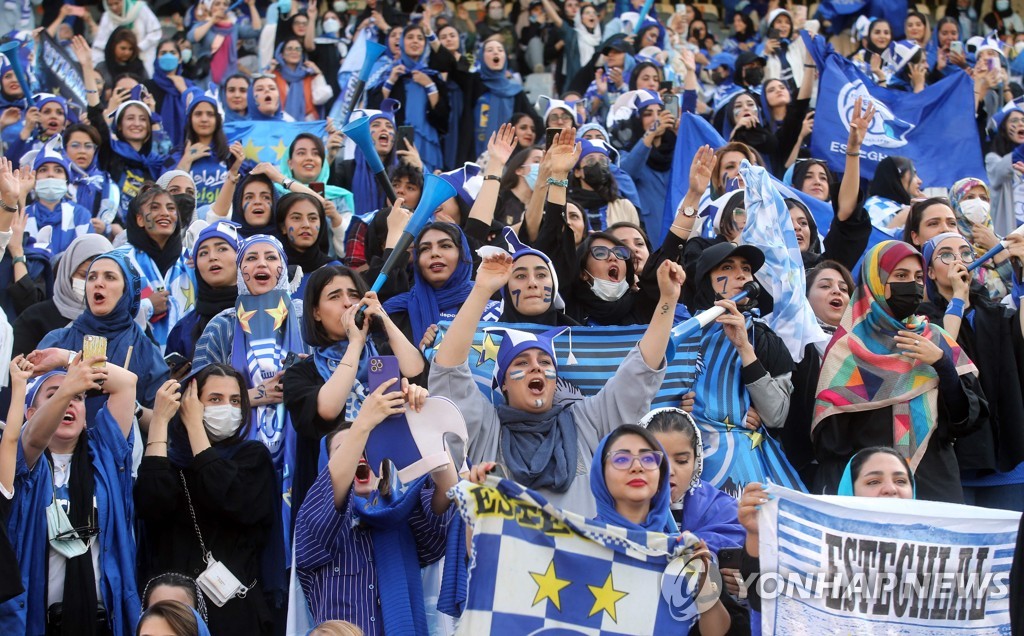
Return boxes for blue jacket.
[675,478,745,556]
[0,407,140,636]
[620,142,669,240]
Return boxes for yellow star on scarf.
[265,297,289,331]
[744,430,765,449]
[237,302,257,334]
[724,416,735,432]
[241,138,265,162]
[271,138,289,161]
[588,573,627,621]
[529,561,571,611]
[471,333,500,367]
[180,279,195,314]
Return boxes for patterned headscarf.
[947,177,1007,300]
[812,241,976,471]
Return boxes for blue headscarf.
[246,79,286,121]
[392,40,443,172]
[350,101,399,214]
[273,42,317,120]
[474,51,520,157]
[110,102,165,180]
[382,223,475,345]
[151,59,195,144]
[590,428,676,533]
[837,449,918,498]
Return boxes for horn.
[633,0,655,34]
[0,41,35,108]
[354,174,457,328]
[337,40,388,125]
[342,115,399,205]
[665,281,761,362]
[968,224,1024,272]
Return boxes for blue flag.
[429,322,807,494]
[662,113,835,246]
[223,120,329,165]
[452,477,707,634]
[805,33,984,187]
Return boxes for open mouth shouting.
[92,290,108,308]
[355,459,371,485]
[606,263,621,282]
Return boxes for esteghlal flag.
[224,120,328,165]
[758,486,1019,634]
[428,322,807,495]
[804,32,984,187]
[452,477,706,635]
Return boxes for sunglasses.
[589,245,631,262]
[933,249,976,265]
[606,450,663,471]
[67,142,97,152]
[53,524,101,541]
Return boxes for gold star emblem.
[265,297,289,331]
[744,430,765,449]
[271,138,289,161]
[588,572,627,622]
[237,302,257,334]
[180,279,195,314]
[528,561,571,611]
[724,416,735,432]
[241,138,265,162]
[471,333,500,367]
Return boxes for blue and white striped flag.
[452,477,707,635]
[739,160,830,363]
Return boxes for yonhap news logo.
[837,80,915,149]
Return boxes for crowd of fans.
[0,0,1021,634]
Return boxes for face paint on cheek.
[509,369,526,380]
[543,369,557,379]
[142,211,156,231]
[543,286,552,303]
[717,276,728,294]
[510,288,521,307]
[275,265,284,282]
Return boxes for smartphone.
[767,27,781,40]
[398,125,415,150]
[368,355,401,396]
[950,40,964,56]
[163,352,188,372]
[663,92,679,118]
[545,127,561,149]
[364,355,420,473]
[309,182,325,196]
[988,57,998,71]
[82,335,107,369]
[717,547,743,570]
[281,351,301,370]
[659,80,674,93]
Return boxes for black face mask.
[582,163,611,188]
[743,66,764,86]
[172,193,197,228]
[886,281,923,321]
[712,68,731,85]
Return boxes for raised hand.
[846,97,875,152]
[151,379,182,424]
[228,141,245,174]
[656,260,685,302]
[0,157,18,205]
[688,144,717,194]
[8,355,33,386]
[475,252,514,295]
[546,127,581,176]
[487,122,518,166]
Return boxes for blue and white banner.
[223,120,328,165]
[758,486,1019,634]
[428,322,806,493]
[452,477,706,635]
[804,33,984,188]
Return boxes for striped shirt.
[294,467,453,632]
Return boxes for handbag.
[179,471,254,607]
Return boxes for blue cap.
[575,138,619,167]
[25,370,67,409]
[192,220,241,262]
[488,325,571,389]
[438,163,483,208]
[32,135,71,174]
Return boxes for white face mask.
[588,273,629,301]
[488,7,504,20]
[332,0,347,12]
[959,197,990,225]
[323,18,341,34]
[203,405,243,441]
[71,278,86,303]
[996,0,1010,11]
[36,178,69,202]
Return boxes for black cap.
[601,34,635,56]
[694,242,766,284]
[734,50,767,71]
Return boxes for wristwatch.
[681,205,697,218]
[11,255,26,266]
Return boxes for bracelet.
[803,64,815,68]
[66,350,77,368]
[85,89,98,94]
[845,150,860,157]
[945,297,966,319]
[670,223,692,233]
[427,33,438,42]
[426,83,438,95]
[146,440,167,448]
[12,255,25,266]
[282,178,294,190]
[383,80,395,92]
[483,174,501,182]
[338,361,354,368]
[0,199,17,212]
[546,177,569,188]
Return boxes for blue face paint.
[510,288,522,307]
[509,369,526,380]
[543,369,557,379]
[717,275,728,294]
[543,285,552,303]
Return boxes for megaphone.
[0,41,35,108]
[665,281,761,362]
[338,40,388,125]
[354,174,457,329]
[967,223,1024,272]
[342,115,399,206]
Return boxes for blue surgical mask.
[278,0,292,14]
[180,48,193,64]
[157,52,179,72]
[35,178,68,202]
[524,163,539,190]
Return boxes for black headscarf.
[102,26,148,79]
[276,193,333,274]
[867,156,914,205]
[231,173,282,239]
[126,191,184,276]
[567,233,639,325]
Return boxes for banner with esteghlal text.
[757,486,1020,634]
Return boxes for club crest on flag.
[837,80,914,149]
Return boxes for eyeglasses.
[606,450,664,471]
[548,111,575,124]
[933,249,976,264]
[589,245,631,262]
[284,46,304,52]
[68,142,97,152]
